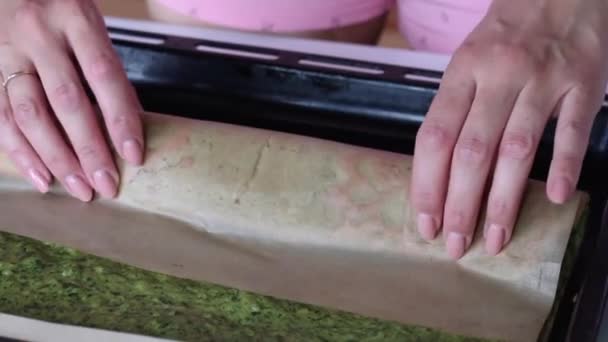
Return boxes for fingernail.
[485,224,505,256]
[28,169,49,193]
[551,178,571,204]
[122,139,143,165]
[93,170,118,198]
[65,174,93,202]
[446,232,467,260]
[417,214,438,241]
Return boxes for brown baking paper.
[0,112,586,341]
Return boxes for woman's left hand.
[0,0,144,201]
[411,0,608,259]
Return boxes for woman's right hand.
[410,0,608,259]
[0,0,144,201]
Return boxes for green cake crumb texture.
[0,232,489,342]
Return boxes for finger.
[441,81,518,259]
[3,60,93,202]
[62,1,144,165]
[0,71,51,192]
[411,61,476,241]
[546,87,598,204]
[484,80,561,255]
[17,16,120,198]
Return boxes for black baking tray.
[104,25,608,342]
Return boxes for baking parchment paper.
[0,112,587,341]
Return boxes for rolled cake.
[0,111,588,341]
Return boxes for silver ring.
[2,71,37,90]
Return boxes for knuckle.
[76,144,98,160]
[491,41,520,59]
[67,14,92,34]
[416,122,455,151]
[566,85,603,114]
[558,117,591,138]
[110,113,140,135]
[526,100,548,118]
[14,2,45,35]
[51,81,82,111]
[553,153,582,173]
[492,42,539,71]
[111,114,130,129]
[45,154,67,172]
[572,53,602,79]
[500,130,537,161]
[88,52,117,81]
[14,1,42,23]
[571,82,597,100]
[56,0,88,16]
[12,98,42,127]
[453,39,478,62]
[445,208,466,228]
[563,61,599,90]
[569,64,592,82]
[412,189,440,210]
[58,0,81,8]
[62,0,100,30]
[488,197,510,219]
[455,135,489,165]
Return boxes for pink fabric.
[154,0,395,33]
[153,0,491,54]
[397,0,491,54]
